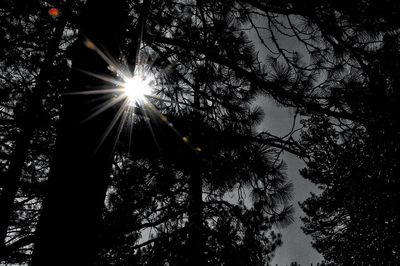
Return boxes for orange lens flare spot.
[48,8,60,17]
[84,39,96,50]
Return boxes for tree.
[31,0,129,264]
[299,36,400,264]
[95,112,291,266]
[92,1,294,264]
[8,0,394,264]
[222,1,400,264]
[0,1,73,261]
[0,0,298,264]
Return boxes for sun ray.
[73,38,201,156]
[110,101,131,156]
[94,99,130,155]
[127,106,135,155]
[76,69,125,87]
[85,93,118,106]
[81,94,126,123]
[64,88,124,96]
[84,38,128,79]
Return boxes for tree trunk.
[187,83,205,266]
[0,12,67,256]
[187,164,204,266]
[31,1,127,265]
[186,7,208,262]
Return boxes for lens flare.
[48,8,60,17]
[122,75,152,106]
[67,38,198,154]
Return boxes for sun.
[122,75,152,105]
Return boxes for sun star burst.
[70,38,195,154]
[122,75,152,106]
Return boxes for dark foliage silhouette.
[1,0,399,265]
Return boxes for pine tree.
[93,1,293,264]
[299,36,400,265]
[31,0,129,264]
[233,1,400,264]
[0,1,72,261]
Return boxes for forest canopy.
[1,0,399,265]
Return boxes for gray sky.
[255,96,323,266]
[245,14,325,265]
[273,152,322,266]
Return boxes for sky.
[244,14,325,265]
[255,97,323,266]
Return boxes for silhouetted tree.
[299,39,400,264]
[297,20,400,266]
[31,0,128,265]
[95,111,291,266]
[225,1,400,264]
[0,0,298,264]
[91,1,294,264]
[10,0,400,265]
[0,1,73,262]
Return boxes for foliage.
[3,0,399,265]
[0,1,75,262]
[298,22,400,266]
[1,0,294,265]
[230,1,400,264]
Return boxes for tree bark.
[31,1,128,265]
[187,162,204,266]
[187,82,205,266]
[0,11,67,256]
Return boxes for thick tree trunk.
[187,84,205,266]
[0,14,66,256]
[31,1,127,265]
[188,166,204,266]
